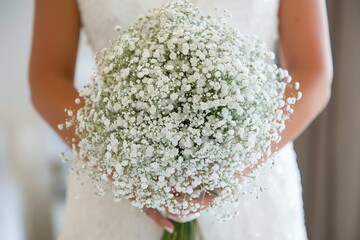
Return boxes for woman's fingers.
[145,208,175,233]
[191,191,214,209]
[107,167,115,181]
[141,189,220,230]
[165,191,215,221]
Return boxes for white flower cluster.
[61,0,300,216]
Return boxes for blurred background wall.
[295,0,360,240]
[0,0,359,239]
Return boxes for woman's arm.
[242,0,333,174]
[29,0,82,149]
[276,0,333,149]
[29,0,177,232]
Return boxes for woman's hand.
[143,190,216,233]
[143,208,176,233]
[102,164,216,233]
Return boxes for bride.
[29,0,332,239]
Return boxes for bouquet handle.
[161,219,203,240]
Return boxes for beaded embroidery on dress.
[58,1,308,239]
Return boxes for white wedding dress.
[58,0,308,239]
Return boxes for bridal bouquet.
[60,1,300,239]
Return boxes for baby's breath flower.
[60,0,300,219]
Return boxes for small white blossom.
[60,0,300,221]
[169,52,177,60]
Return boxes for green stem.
[161,219,202,240]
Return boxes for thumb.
[145,208,175,233]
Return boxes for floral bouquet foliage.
[60,0,300,239]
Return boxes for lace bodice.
[77,0,280,54]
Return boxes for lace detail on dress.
[77,0,280,53]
